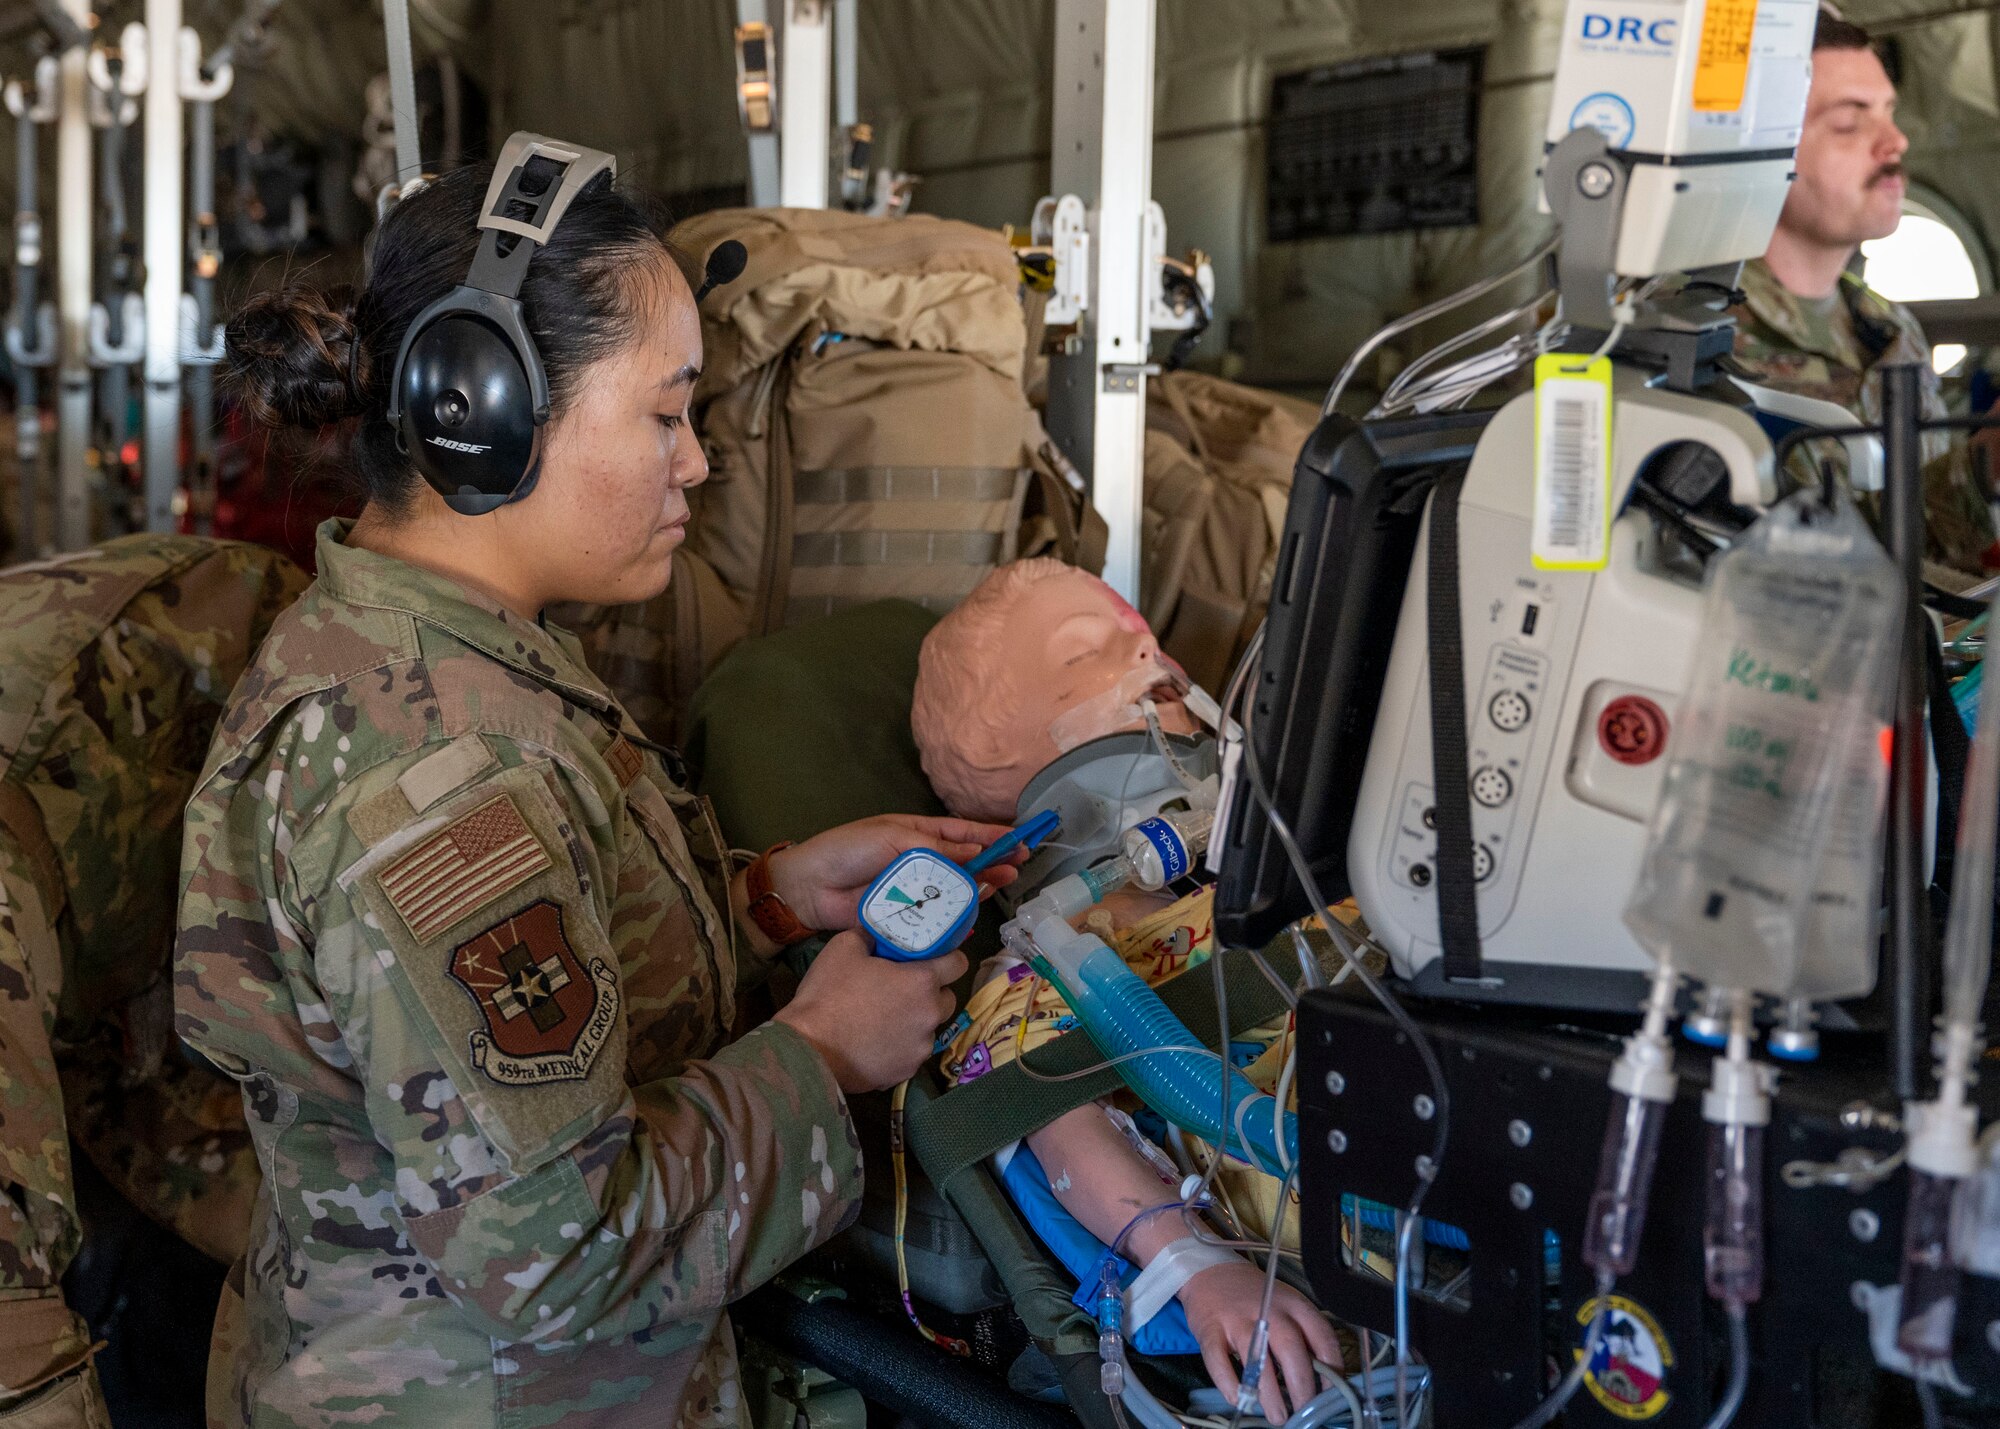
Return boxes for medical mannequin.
[913,558,1200,824]
[914,561,1335,1422]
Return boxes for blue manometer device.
[859,850,981,962]
[859,811,1060,961]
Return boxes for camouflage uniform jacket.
[1730,256,1996,583]
[0,536,306,1418]
[174,521,862,1429]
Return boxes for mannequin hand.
[774,929,968,1092]
[770,814,1024,931]
[1180,1262,1340,1424]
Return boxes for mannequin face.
[914,562,1199,822]
[1014,570,1195,754]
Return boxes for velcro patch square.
[378,794,552,943]
[605,734,644,789]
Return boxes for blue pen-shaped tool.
[964,809,1062,875]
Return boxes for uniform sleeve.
[1909,320,1995,578]
[293,749,862,1346]
[0,847,100,1409]
[1921,439,1997,578]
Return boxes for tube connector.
[1702,1055,1776,1129]
[1612,963,1682,1104]
[1610,1028,1678,1105]
[1096,1260,1127,1397]
[1768,998,1820,1063]
[1907,1098,1981,1181]
[1684,984,1731,1047]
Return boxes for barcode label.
[1532,354,1613,570]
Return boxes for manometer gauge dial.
[860,850,979,961]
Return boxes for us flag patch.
[379,794,552,943]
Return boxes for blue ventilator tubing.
[1014,911,1296,1177]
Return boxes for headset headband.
[464,133,618,299]
[384,132,616,432]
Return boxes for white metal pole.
[778,0,830,209]
[55,0,93,549]
[142,0,183,533]
[832,0,857,131]
[1050,0,1155,604]
[736,0,780,208]
[383,0,421,189]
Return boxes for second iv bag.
[1624,491,1900,996]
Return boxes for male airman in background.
[1731,11,1998,587]
[0,535,305,1427]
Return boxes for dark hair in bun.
[225,284,369,432]
[221,161,678,516]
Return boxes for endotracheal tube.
[1897,588,2000,1363]
[1700,989,1769,1429]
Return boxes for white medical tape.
[1124,1234,1243,1332]
[1047,662,1183,754]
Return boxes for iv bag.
[1789,673,1897,1002]
[1623,492,1901,996]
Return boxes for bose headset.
[385,131,748,516]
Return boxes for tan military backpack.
[564,207,1099,742]
[1138,370,1319,693]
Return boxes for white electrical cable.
[1273,1042,1298,1175]
[1228,625,1448,1426]
[1322,235,1559,417]
[1372,318,1567,419]
[1377,290,1552,408]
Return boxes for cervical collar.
[1003,730,1220,907]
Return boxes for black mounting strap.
[1426,468,1487,984]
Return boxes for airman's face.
[510,255,710,606]
[1782,45,1909,250]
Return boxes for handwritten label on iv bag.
[1532,354,1613,571]
[1622,493,1900,994]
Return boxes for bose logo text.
[428,436,492,454]
[1581,13,1676,45]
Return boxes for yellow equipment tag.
[1532,354,1614,572]
[1693,0,1758,113]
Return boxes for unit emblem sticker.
[448,899,620,1086]
[1575,1292,1674,1419]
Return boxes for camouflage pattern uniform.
[0,536,307,1426]
[174,521,862,1429]
[1731,256,1996,585]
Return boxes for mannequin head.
[913,559,1198,821]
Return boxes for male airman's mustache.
[1869,162,1906,188]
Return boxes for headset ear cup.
[398,312,542,513]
